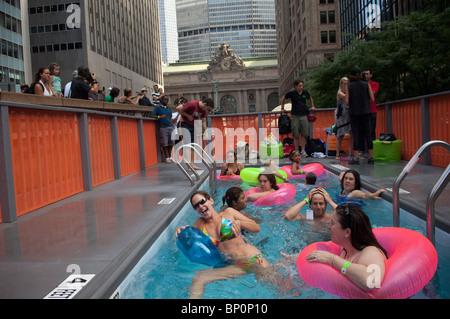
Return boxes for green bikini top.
[202,217,236,247]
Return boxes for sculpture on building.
[208,43,246,72]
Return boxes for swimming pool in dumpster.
[119,170,450,299]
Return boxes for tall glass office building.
[177,0,277,62]
[159,0,179,65]
[0,0,31,88]
[340,0,427,49]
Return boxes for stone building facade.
[163,44,279,114]
[275,0,342,96]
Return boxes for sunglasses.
[192,198,207,210]
[338,204,350,216]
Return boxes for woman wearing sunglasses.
[175,190,268,298]
[306,204,387,290]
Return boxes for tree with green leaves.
[306,7,450,108]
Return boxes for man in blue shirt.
[152,95,174,163]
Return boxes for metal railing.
[172,143,217,194]
[393,140,450,245]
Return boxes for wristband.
[304,197,310,204]
[341,262,352,276]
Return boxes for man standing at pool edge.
[176,98,215,170]
[281,79,316,157]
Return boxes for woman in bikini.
[175,191,268,298]
[220,150,245,176]
[306,204,387,290]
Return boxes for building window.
[321,31,328,43]
[329,30,336,43]
[220,95,237,114]
[328,11,335,23]
[320,12,327,24]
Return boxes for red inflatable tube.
[245,183,296,206]
[217,173,241,180]
[280,163,325,180]
[297,227,438,299]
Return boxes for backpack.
[306,138,326,156]
[23,82,44,94]
[278,114,292,134]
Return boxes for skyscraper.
[275,0,341,95]
[159,0,179,65]
[0,0,32,89]
[27,0,163,92]
[340,0,428,49]
[176,0,277,62]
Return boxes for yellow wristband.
[304,197,310,204]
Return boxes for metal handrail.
[393,140,450,245]
[173,143,217,193]
[426,164,450,245]
[186,143,217,194]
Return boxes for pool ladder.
[173,143,217,194]
[392,140,450,246]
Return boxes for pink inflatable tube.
[280,163,325,179]
[245,183,296,206]
[297,227,438,299]
[217,173,241,180]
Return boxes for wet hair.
[226,150,237,162]
[222,187,244,208]
[190,190,211,204]
[305,172,317,185]
[336,204,388,258]
[340,170,361,194]
[309,191,327,209]
[258,173,279,191]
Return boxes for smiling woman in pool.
[246,174,279,202]
[339,170,386,200]
[175,191,268,298]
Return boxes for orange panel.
[311,110,335,142]
[391,100,422,162]
[375,106,387,139]
[9,108,84,217]
[211,115,259,161]
[327,135,351,154]
[429,95,450,168]
[88,115,115,187]
[118,118,140,176]
[261,113,293,145]
[143,120,158,167]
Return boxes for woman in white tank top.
[34,67,56,97]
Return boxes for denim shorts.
[160,126,174,147]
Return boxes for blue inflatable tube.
[176,226,228,268]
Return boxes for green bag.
[373,140,402,161]
[260,142,284,159]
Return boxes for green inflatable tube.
[240,167,287,185]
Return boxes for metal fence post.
[0,105,17,223]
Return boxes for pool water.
[119,170,450,299]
